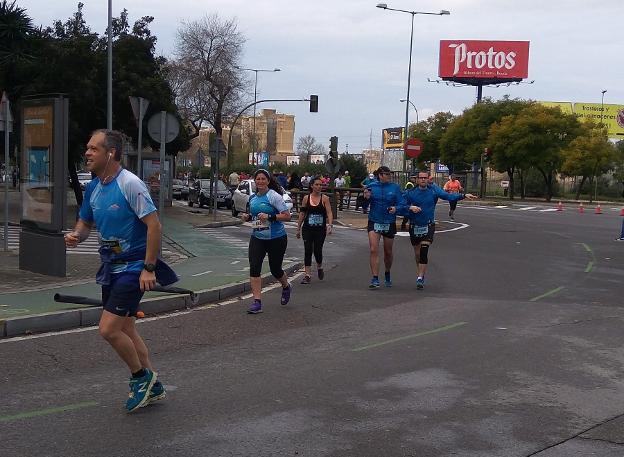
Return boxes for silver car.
[231,179,293,216]
[77,172,92,190]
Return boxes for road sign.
[147,112,180,143]
[209,137,227,158]
[129,96,149,123]
[404,138,424,159]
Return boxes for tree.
[488,113,530,200]
[409,111,455,169]
[0,0,35,70]
[561,121,616,201]
[2,4,188,204]
[440,97,530,171]
[339,154,367,187]
[296,134,326,162]
[612,141,624,199]
[487,104,582,201]
[170,14,247,167]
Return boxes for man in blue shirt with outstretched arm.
[399,170,477,290]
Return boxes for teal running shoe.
[369,278,380,289]
[126,369,157,413]
[147,379,166,405]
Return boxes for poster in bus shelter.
[21,103,54,225]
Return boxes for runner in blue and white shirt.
[65,129,167,412]
[241,169,292,314]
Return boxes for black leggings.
[302,229,326,266]
[248,235,288,278]
[449,200,458,211]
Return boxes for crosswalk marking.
[0,226,173,255]
[194,227,249,249]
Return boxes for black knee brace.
[419,244,430,264]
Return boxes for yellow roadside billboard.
[541,101,573,114]
[540,101,624,137]
[573,103,624,137]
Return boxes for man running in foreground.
[65,129,177,412]
[362,166,402,289]
[399,170,477,289]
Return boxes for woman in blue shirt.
[241,169,292,314]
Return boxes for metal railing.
[289,187,368,219]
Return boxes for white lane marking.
[518,206,537,211]
[540,208,559,212]
[0,273,304,343]
[495,205,508,209]
[230,260,240,265]
[395,221,469,236]
[192,270,213,277]
[437,222,469,233]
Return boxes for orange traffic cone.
[556,201,563,211]
[578,202,584,213]
[620,207,624,216]
[136,311,145,318]
[595,204,603,215]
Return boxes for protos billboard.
[439,40,530,82]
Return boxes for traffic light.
[329,136,338,154]
[483,147,492,162]
[309,94,318,112]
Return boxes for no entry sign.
[404,138,424,159]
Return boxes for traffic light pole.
[226,97,317,168]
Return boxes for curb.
[0,262,303,338]
[196,219,243,228]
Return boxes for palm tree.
[0,0,35,67]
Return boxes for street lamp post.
[400,99,419,124]
[237,67,281,165]
[600,89,607,126]
[596,89,608,201]
[376,3,449,173]
[107,0,113,129]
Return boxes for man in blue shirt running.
[362,166,402,289]
[65,129,167,412]
[399,170,476,290]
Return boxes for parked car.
[188,179,232,209]
[77,172,92,190]
[181,180,190,200]
[231,179,293,217]
[172,179,184,199]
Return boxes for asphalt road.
[2,202,624,457]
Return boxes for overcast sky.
[18,0,624,153]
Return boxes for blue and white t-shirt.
[79,169,157,273]
[249,189,288,240]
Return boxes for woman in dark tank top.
[296,176,334,284]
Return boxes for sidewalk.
[0,204,302,338]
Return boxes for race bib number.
[250,218,269,230]
[308,214,323,226]
[101,238,122,254]
[411,225,429,236]
[373,223,390,233]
